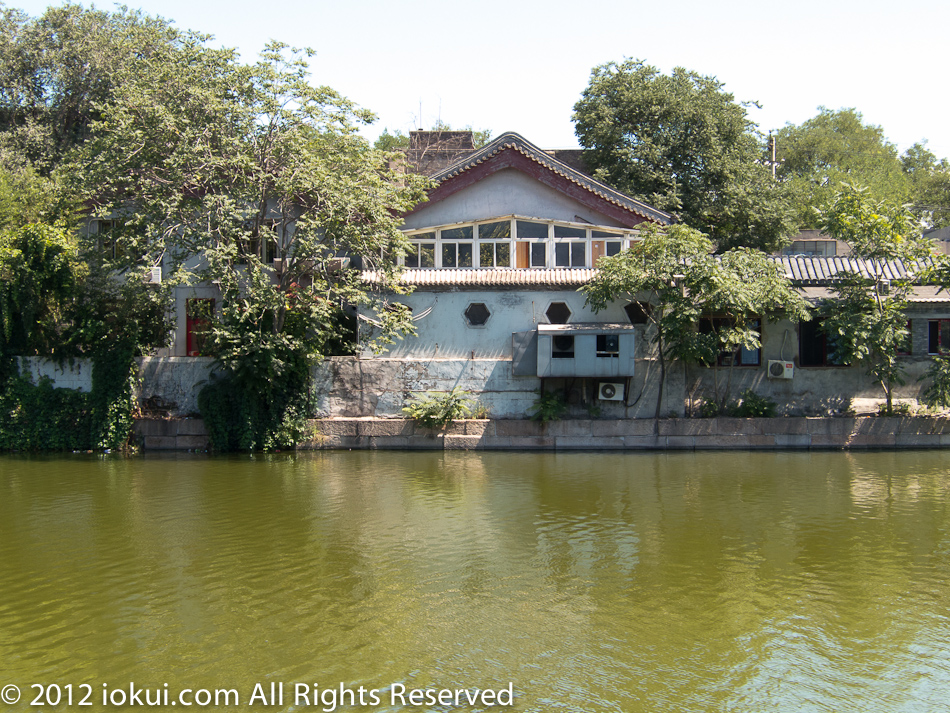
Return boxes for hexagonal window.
[624,301,652,325]
[545,302,572,324]
[464,302,491,327]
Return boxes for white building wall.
[401,169,623,230]
[369,288,634,360]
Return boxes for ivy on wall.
[0,345,138,451]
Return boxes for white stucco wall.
[401,169,623,230]
[17,357,93,392]
[367,288,636,360]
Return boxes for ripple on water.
[2,451,950,712]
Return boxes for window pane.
[555,243,570,267]
[571,242,585,267]
[605,241,622,257]
[517,220,548,239]
[420,243,435,268]
[592,230,621,238]
[405,246,419,268]
[942,320,950,353]
[413,231,436,241]
[478,221,510,240]
[458,243,472,267]
[480,243,494,267]
[496,243,510,267]
[554,225,585,238]
[442,226,473,240]
[531,242,546,267]
[442,243,456,268]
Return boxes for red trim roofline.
[403,144,665,229]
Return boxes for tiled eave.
[363,256,948,302]
[362,268,596,288]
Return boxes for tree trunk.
[654,341,666,422]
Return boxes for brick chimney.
[406,130,476,176]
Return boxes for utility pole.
[767,132,777,179]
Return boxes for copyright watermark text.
[2,682,515,709]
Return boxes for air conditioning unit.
[143,266,162,284]
[767,360,794,379]
[551,334,575,359]
[598,382,625,401]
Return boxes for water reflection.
[1,451,949,712]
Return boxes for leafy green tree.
[573,59,797,252]
[0,3,185,173]
[776,108,950,230]
[776,108,911,227]
[584,224,713,419]
[817,185,933,414]
[0,165,70,229]
[696,247,809,410]
[584,225,808,418]
[78,38,429,449]
[901,142,950,230]
[0,222,79,366]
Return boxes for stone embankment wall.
[19,355,934,420]
[134,416,950,451]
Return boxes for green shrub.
[697,390,777,418]
[877,401,913,416]
[402,387,476,429]
[198,357,315,451]
[920,354,950,409]
[729,389,778,418]
[698,399,721,418]
[528,390,567,423]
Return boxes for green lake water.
[1,450,949,712]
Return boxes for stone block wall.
[133,416,950,451]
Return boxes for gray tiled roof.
[363,257,947,304]
[775,256,939,283]
[430,132,672,225]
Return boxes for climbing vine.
[0,345,138,451]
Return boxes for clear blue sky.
[10,0,950,160]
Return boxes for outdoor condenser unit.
[767,360,794,379]
[598,382,625,401]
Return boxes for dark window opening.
[624,302,652,325]
[546,302,572,324]
[530,242,546,267]
[555,242,586,267]
[799,318,848,366]
[929,319,950,355]
[442,242,473,268]
[479,241,510,267]
[597,334,620,358]
[464,303,491,327]
[477,221,510,240]
[699,317,761,366]
[516,220,548,239]
[406,242,435,268]
[442,226,473,241]
[552,334,575,359]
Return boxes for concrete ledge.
[135,416,950,451]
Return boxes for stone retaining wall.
[135,418,209,451]
[134,416,950,451]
